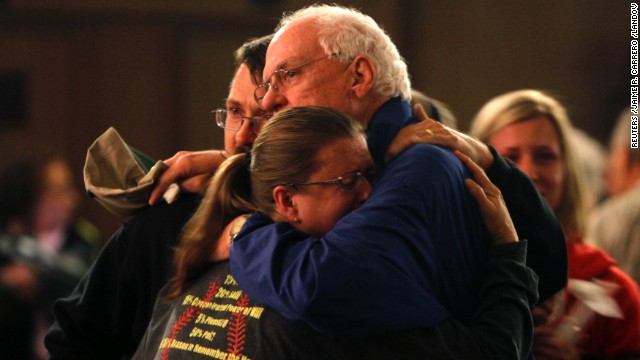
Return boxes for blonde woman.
[470,89,640,360]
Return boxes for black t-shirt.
[133,243,538,360]
[134,262,347,360]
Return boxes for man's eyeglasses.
[212,109,271,134]
[254,53,336,106]
[282,167,378,191]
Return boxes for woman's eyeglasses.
[282,167,378,191]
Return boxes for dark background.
[0,0,630,238]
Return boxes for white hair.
[277,4,411,101]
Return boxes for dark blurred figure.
[410,88,458,130]
[0,157,102,359]
[0,254,38,360]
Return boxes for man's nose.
[234,120,257,148]
[261,87,287,113]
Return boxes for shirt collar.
[365,97,415,166]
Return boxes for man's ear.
[273,185,299,222]
[349,54,375,98]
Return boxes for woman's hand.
[455,150,518,245]
[385,104,494,169]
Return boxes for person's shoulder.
[395,144,457,164]
[128,193,201,228]
[571,242,611,262]
[98,194,202,268]
[376,144,466,194]
[569,243,618,280]
[595,186,640,219]
[389,144,462,177]
[110,193,201,251]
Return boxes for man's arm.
[231,145,487,335]
[351,151,539,359]
[148,150,227,205]
[458,241,538,360]
[483,145,567,301]
[45,194,200,360]
[345,241,538,360]
[387,106,567,302]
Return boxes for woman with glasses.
[133,105,537,359]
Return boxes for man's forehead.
[227,65,261,112]
[264,23,321,72]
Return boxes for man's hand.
[148,150,227,205]
[385,104,494,169]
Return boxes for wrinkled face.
[489,116,565,211]
[260,22,354,117]
[224,64,270,153]
[291,135,373,237]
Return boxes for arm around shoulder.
[426,241,538,360]
[484,145,567,302]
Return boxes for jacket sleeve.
[45,225,146,359]
[484,145,567,302]
[231,145,489,336]
[398,241,539,360]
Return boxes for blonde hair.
[165,106,364,299]
[469,89,589,235]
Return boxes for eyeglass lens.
[214,109,268,133]
[254,54,335,106]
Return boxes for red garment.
[566,241,640,358]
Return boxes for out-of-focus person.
[0,157,102,359]
[586,107,640,285]
[470,90,640,360]
[410,88,458,130]
[568,127,607,206]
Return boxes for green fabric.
[129,146,156,172]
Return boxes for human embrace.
[47,4,568,360]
